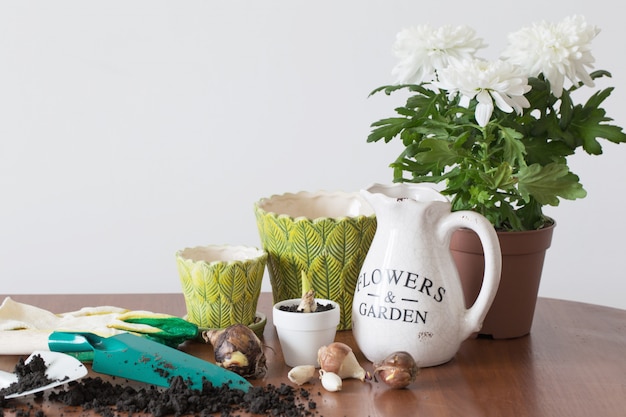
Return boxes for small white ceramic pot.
[272,298,340,367]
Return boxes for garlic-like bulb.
[202,324,267,379]
[373,351,419,389]
[317,342,366,381]
[288,365,316,385]
[319,370,342,392]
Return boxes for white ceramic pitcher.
[352,183,502,367]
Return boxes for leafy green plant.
[368,16,626,231]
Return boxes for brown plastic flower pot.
[450,223,555,339]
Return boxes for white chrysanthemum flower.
[391,24,487,85]
[501,15,599,97]
[435,59,531,127]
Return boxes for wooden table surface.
[1,293,625,417]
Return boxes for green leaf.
[499,127,526,166]
[369,84,425,97]
[517,163,587,206]
[489,162,515,189]
[568,88,626,154]
[301,271,312,297]
[578,123,626,154]
[368,118,409,143]
[415,138,459,167]
[524,137,574,166]
[558,89,574,129]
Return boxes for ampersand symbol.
[384,291,396,303]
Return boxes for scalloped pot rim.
[176,244,267,266]
[255,190,375,221]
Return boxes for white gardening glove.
[0,297,197,355]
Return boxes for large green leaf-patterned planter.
[254,191,376,330]
[176,245,267,330]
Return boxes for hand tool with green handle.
[48,331,251,392]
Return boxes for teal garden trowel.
[48,332,251,392]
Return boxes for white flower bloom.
[391,24,486,85]
[501,15,599,97]
[435,59,531,127]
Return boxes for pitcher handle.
[439,211,502,339]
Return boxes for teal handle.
[48,332,103,353]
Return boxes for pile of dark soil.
[48,376,319,417]
[278,303,335,313]
[2,370,320,417]
[0,354,56,397]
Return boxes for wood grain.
[1,293,624,417]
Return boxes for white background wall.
[1,1,625,309]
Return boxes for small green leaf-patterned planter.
[176,245,267,330]
[254,190,376,330]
